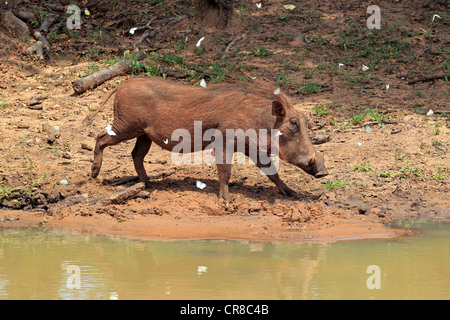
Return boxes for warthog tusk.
[311,152,316,165]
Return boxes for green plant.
[276,70,292,87]
[368,109,390,125]
[412,103,426,114]
[67,29,80,43]
[375,170,398,181]
[0,173,48,199]
[433,122,441,135]
[399,160,423,178]
[280,60,301,71]
[145,61,162,77]
[32,10,51,28]
[348,108,390,126]
[349,112,367,125]
[296,82,322,94]
[248,47,273,58]
[392,150,408,160]
[441,58,450,70]
[303,69,314,79]
[236,2,248,14]
[323,179,353,189]
[433,167,448,180]
[47,31,62,45]
[123,50,145,74]
[353,162,372,172]
[376,161,423,181]
[312,104,331,116]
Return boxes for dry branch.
[99,182,146,205]
[72,51,147,94]
[222,33,246,59]
[133,17,157,46]
[408,73,450,84]
[58,183,146,207]
[106,168,179,186]
[162,15,186,30]
[133,15,186,47]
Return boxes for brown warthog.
[85,77,328,200]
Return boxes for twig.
[133,17,157,46]
[147,0,184,10]
[222,33,246,59]
[420,45,431,57]
[132,16,157,33]
[408,73,450,84]
[134,16,186,47]
[106,168,179,186]
[161,15,186,30]
[134,29,156,46]
[111,8,131,20]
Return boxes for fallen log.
[99,182,146,205]
[407,73,450,84]
[58,182,146,207]
[72,51,147,94]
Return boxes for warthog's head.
[272,99,328,178]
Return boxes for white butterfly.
[196,37,205,47]
[196,180,207,189]
[256,3,262,9]
[362,65,369,71]
[105,124,117,136]
[273,88,281,95]
[432,14,441,23]
[200,79,207,88]
[197,266,208,275]
[274,130,283,137]
[129,27,137,35]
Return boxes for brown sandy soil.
[0,0,448,242]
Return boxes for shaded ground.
[0,0,448,241]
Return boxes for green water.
[0,221,449,300]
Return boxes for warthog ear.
[272,101,286,118]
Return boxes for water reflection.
[0,223,449,300]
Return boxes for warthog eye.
[289,118,298,127]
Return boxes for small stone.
[81,143,93,151]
